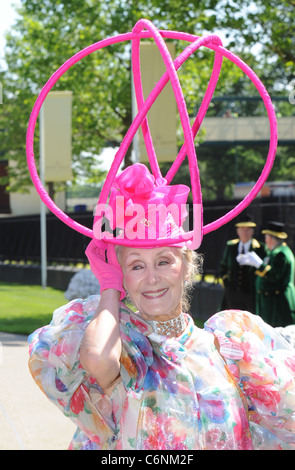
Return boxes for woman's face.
[120,246,187,322]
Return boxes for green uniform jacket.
[219,238,266,313]
[255,242,295,327]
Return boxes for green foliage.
[0,0,221,192]
[217,0,295,86]
[0,0,294,199]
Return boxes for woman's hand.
[85,239,126,300]
[80,239,125,391]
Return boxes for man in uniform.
[219,214,266,313]
[238,221,295,327]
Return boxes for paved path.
[0,332,76,450]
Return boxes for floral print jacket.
[28,296,295,450]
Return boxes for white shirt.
[238,239,252,254]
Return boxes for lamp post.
[39,91,73,288]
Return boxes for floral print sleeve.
[28,295,153,450]
[204,310,295,449]
[28,295,119,449]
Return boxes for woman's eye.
[158,259,169,266]
[132,264,143,271]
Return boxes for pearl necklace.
[147,313,186,337]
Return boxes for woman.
[28,165,295,450]
[79,242,200,395]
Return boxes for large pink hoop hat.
[26,19,277,250]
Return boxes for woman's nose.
[145,266,159,285]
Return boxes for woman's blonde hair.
[115,245,203,314]
[180,247,203,312]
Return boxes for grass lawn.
[0,282,67,336]
[0,282,205,336]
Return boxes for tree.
[217,0,295,88]
[0,0,293,200]
[195,0,295,199]
[0,0,221,193]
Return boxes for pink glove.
[85,239,126,300]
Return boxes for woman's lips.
[142,288,168,299]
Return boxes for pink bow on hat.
[94,163,191,247]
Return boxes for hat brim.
[261,229,288,239]
[235,222,256,228]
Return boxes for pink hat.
[26,19,277,250]
[93,163,192,247]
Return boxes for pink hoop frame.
[26,19,277,248]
